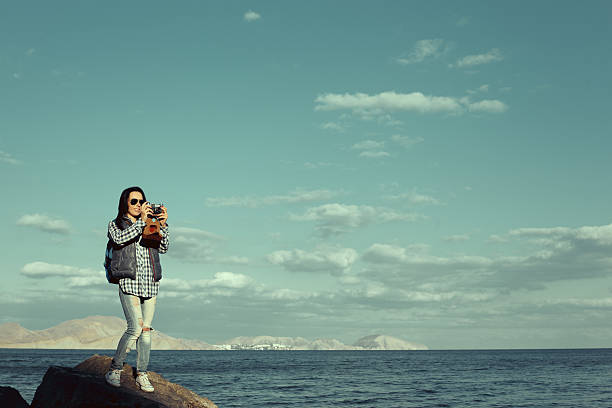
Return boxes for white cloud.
[160,272,255,292]
[468,99,508,113]
[209,271,254,288]
[384,191,440,205]
[509,224,612,246]
[359,151,390,158]
[362,243,409,263]
[264,288,315,301]
[17,214,71,234]
[391,289,493,303]
[547,297,612,308]
[168,226,247,264]
[361,222,612,292]
[488,234,508,243]
[378,114,404,127]
[26,269,259,298]
[21,262,98,279]
[351,140,389,159]
[67,272,108,288]
[25,48,36,56]
[315,91,463,114]
[362,243,492,267]
[362,283,387,298]
[467,84,489,95]
[452,48,503,68]
[444,234,470,242]
[315,91,507,116]
[12,73,21,80]
[0,150,21,165]
[290,203,424,236]
[321,122,344,131]
[396,39,446,65]
[205,189,340,208]
[390,134,424,148]
[352,140,384,150]
[267,247,358,275]
[339,275,361,285]
[170,235,215,262]
[244,10,261,22]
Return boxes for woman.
[104,186,169,392]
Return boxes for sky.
[1,1,612,349]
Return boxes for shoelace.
[138,374,151,386]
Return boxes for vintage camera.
[142,203,164,248]
[150,203,164,217]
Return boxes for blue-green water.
[2,348,612,407]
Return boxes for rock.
[0,386,29,408]
[29,354,217,408]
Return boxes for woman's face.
[127,191,144,219]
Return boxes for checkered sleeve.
[159,225,169,254]
[108,219,145,245]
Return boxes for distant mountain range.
[223,334,428,350]
[0,316,214,350]
[0,316,428,350]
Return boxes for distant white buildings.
[213,343,293,350]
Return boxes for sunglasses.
[130,199,146,206]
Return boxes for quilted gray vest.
[106,215,162,284]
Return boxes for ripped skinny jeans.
[110,287,156,373]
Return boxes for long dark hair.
[115,186,147,222]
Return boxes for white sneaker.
[105,369,121,387]
[136,372,154,392]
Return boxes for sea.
[1,348,611,407]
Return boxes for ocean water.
[1,348,612,407]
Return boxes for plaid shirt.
[107,218,169,298]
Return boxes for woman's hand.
[140,202,152,222]
[158,206,168,227]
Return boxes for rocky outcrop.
[27,354,217,408]
[0,386,29,408]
